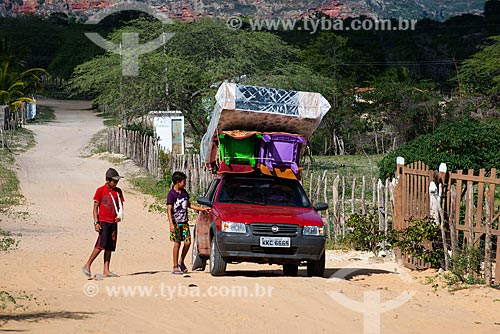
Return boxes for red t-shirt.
[93,184,124,223]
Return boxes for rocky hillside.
[0,0,486,21]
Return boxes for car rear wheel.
[307,252,325,277]
[191,228,207,271]
[210,236,226,276]
[282,263,298,276]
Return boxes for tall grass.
[301,154,384,207]
[129,175,171,213]
[0,128,35,210]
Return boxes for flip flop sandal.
[178,264,188,274]
[172,266,184,275]
[104,272,119,278]
[81,268,92,278]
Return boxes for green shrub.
[129,176,170,213]
[27,106,55,123]
[0,291,16,310]
[0,229,18,252]
[389,217,444,268]
[0,230,18,309]
[448,245,484,285]
[378,118,500,179]
[345,211,388,256]
[158,150,171,182]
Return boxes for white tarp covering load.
[201,82,331,164]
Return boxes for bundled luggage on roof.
[200,83,331,179]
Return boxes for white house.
[149,111,185,154]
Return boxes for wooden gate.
[393,160,500,283]
[393,161,435,269]
[447,169,500,284]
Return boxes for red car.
[192,173,328,276]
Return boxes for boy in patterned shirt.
[167,171,210,274]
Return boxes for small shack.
[149,110,185,154]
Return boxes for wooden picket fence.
[300,169,391,241]
[107,127,162,178]
[104,131,499,283]
[108,129,393,241]
[393,160,499,284]
[169,154,392,242]
[170,153,214,198]
[1,104,26,150]
[106,128,214,198]
[447,168,500,285]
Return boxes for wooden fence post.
[484,187,492,286]
[465,169,474,249]
[377,179,385,233]
[332,175,340,241]
[309,172,313,201]
[323,175,331,239]
[372,177,376,210]
[341,176,346,237]
[361,176,366,214]
[384,178,389,235]
[315,174,321,204]
[393,157,404,231]
[388,177,395,228]
[492,169,500,285]
[449,184,458,256]
[351,177,356,214]
[438,163,448,270]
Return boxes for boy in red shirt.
[82,168,124,278]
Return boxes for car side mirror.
[197,196,213,207]
[313,202,328,211]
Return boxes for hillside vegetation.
[2,1,500,173]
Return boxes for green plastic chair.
[219,133,261,167]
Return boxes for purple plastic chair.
[258,134,306,173]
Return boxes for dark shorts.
[170,223,191,243]
[95,222,118,251]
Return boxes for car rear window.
[216,176,311,208]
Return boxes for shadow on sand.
[126,270,169,276]
[219,267,396,279]
[0,311,94,331]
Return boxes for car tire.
[282,263,298,276]
[192,228,207,271]
[307,252,325,277]
[210,236,226,276]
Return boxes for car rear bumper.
[215,232,325,265]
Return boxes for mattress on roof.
[200,83,331,164]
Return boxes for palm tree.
[0,60,47,131]
[0,60,47,109]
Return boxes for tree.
[457,36,500,98]
[0,60,46,109]
[378,118,500,178]
[367,68,443,144]
[69,18,322,143]
[485,0,500,24]
[301,32,376,86]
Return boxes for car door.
[195,178,220,256]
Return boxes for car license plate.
[260,237,290,248]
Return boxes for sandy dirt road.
[1,99,500,334]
